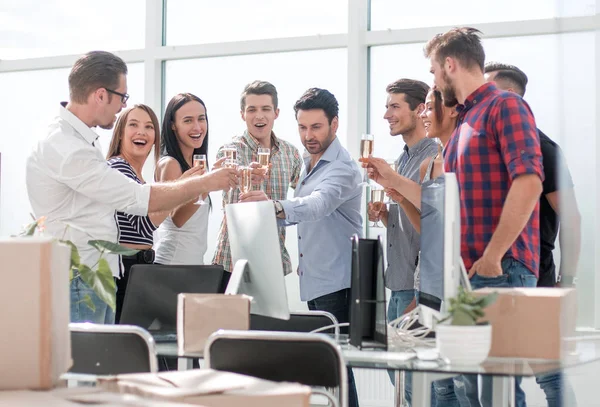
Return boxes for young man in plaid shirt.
[212,80,303,276]
[425,28,544,407]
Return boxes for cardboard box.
[177,294,250,354]
[0,238,72,390]
[475,287,577,359]
[98,369,311,407]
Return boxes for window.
[166,0,347,45]
[370,0,595,31]
[0,63,144,235]
[165,49,347,263]
[0,0,145,59]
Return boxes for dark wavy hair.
[161,93,211,209]
[161,93,209,172]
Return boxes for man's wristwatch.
[274,200,284,216]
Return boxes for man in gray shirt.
[368,79,438,324]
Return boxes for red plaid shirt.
[443,83,544,276]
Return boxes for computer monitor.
[349,235,387,350]
[119,264,226,332]
[417,172,471,329]
[224,200,290,320]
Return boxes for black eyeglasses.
[104,88,129,104]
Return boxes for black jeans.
[308,288,359,407]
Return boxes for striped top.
[212,131,303,275]
[107,157,157,246]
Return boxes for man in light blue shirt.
[241,87,362,407]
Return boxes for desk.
[155,335,600,407]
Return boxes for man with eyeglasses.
[26,50,238,324]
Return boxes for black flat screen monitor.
[349,235,387,350]
[119,264,226,332]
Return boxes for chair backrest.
[250,311,339,335]
[205,330,347,407]
[119,264,226,331]
[69,323,158,375]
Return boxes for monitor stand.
[224,259,250,296]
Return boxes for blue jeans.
[389,289,459,407]
[535,372,576,407]
[308,288,359,407]
[387,289,415,386]
[70,276,115,324]
[455,258,537,407]
[404,373,460,407]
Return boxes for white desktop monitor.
[417,172,471,329]
[224,200,290,320]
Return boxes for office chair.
[69,323,158,375]
[205,329,347,407]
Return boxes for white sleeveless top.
[153,197,210,265]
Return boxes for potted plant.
[436,286,498,365]
[18,215,138,312]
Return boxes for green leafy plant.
[19,215,138,312]
[439,286,498,326]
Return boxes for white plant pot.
[436,324,492,365]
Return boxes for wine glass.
[257,147,270,170]
[257,147,270,191]
[223,148,238,169]
[382,160,398,204]
[222,148,238,205]
[360,134,374,183]
[239,166,253,194]
[193,154,208,205]
[370,187,385,227]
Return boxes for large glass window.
[0,0,145,59]
[369,32,595,325]
[0,63,144,236]
[164,48,348,269]
[370,0,595,31]
[166,0,347,45]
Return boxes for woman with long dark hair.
[154,93,222,265]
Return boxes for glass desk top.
[154,333,600,378]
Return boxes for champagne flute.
[193,154,208,205]
[223,148,238,168]
[383,160,398,204]
[193,154,207,171]
[257,147,270,191]
[222,147,238,205]
[257,147,270,170]
[360,134,374,183]
[240,166,253,194]
[370,187,385,227]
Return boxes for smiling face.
[172,101,207,152]
[420,89,457,143]
[241,94,279,143]
[383,92,419,137]
[119,107,156,162]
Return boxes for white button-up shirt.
[26,103,151,277]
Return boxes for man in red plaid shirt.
[424,28,544,407]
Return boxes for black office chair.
[250,310,340,336]
[205,330,347,407]
[69,323,158,376]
